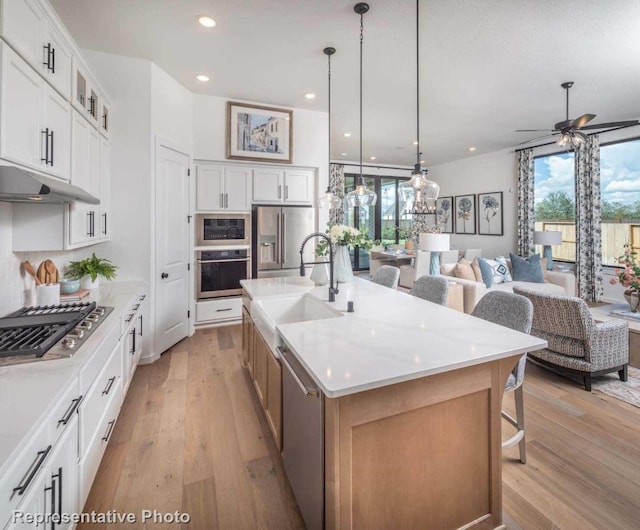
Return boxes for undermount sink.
[251,294,343,355]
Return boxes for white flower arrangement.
[316,224,374,256]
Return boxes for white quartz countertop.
[242,277,547,398]
[0,281,145,477]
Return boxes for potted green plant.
[66,253,118,289]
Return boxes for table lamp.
[534,230,562,270]
[419,233,450,275]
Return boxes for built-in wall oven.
[196,213,250,246]
[196,249,250,299]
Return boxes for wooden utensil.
[23,261,41,285]
[45,260,58,283]
[37,261,47,285]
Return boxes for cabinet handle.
[125,312,134,323]
[12,445,52,498]
[42,43,54,72]
[102,111,108,131]
[102,420,116,442]
[138,314,143,337]
[51,46,55,74]
[133,303,140,311]
[44,478,56,527]
[130,328,136,354]
[139,294,146,301]
[278,185,282,199]
[102,376,116,396]
[57,395,82,427]
[103,212,107,235]
[53,467,62,522]
[49,130,54,166]
[216,308,232,312]
[41,128,50,164]
[285,185,288,200]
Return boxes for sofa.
[441,257,576,314]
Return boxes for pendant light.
[345,3,377,209]
[318,46,342,210]
[399,0,439,215]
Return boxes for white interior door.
[155,142,190,355]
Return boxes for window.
[533,137,640,266]
[600,138,640,265]
[344,174,412,270]
[534,152,576,262]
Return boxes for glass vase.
[624,290,640,312]
[334,245,354,283]
[310,259,329,286]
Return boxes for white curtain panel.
[575,135,604,302]
[517,149,535,257]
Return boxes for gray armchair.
[513,287,629,391]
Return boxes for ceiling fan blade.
[516,132,558,145]
[580,119,639,130]
[571,113,596,129]
[515,129,555,132]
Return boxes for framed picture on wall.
[435,196,453,233]
[477,191,504,236]
[454,194,476,234]
[226,101,293,163]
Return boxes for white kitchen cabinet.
[0,0,72,101]
[195,163,250,211]
[195,297,242,324]
[122,295,145,394]
[43,84,70,179]
[98,136,110,239]
[252,167,314,204]
[0,0,46,73]
[0,41,71,179]
[72,60,100,126]
[0,40,44,170]
[99,99,110,138]
[6,469,46,529]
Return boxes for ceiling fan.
[516,81,639,148]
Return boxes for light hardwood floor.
[80,326,640,530]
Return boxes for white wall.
[430,147,518,258]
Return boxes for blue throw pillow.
[477,257,495,288]
[509,253,545,283]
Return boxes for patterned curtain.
[329,163,345,226]
[517,149,535,256]
[575,135,603,302]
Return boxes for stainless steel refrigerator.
[252,206,315,278]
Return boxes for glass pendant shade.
[399,164,439,214]
[318,186,342,209]
[346,177,377,208]
[557,131,587,149]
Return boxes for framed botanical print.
[455,194,476,234]
[435,196,453,233]
[226,101,293,163]
[478,191,503,236]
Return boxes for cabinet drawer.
[78,377,122,509]
[47,376,81,444]
[0,420,49,522]
[79,341,122,456]
[196,297,242,323]
[79,320,120,396]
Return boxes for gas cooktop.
[0,302,113,367]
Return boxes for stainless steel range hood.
[0,166,100,204]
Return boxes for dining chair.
[399,251,431,289]
[471,291,533,463]
[409,275,449,305]
[371,265,400,289]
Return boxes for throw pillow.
[440,263,457,276]
[477,257,512,288]
[471,258,484,282]
[454,258,476,281]
[509,253,545,283]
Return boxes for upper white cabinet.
[98,136,110,239]
[0,41,70,179]
[73,60,101,126]
[0,0,72,100]
[196,163,250,212]
[252,167,314,204]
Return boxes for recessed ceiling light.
[341,152,347,156]
[198,16,216,28]
[420,159,425,164]
[304,93,316,99]
[196,74,210,82]
[370,156,376,160]
[344,132,352,137]
[468,146,477,152]
[413,141,419,145]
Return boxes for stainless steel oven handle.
[196,258,250,264]
[277,347,319,398]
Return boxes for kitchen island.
[241,277,546,530]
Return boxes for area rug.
[592,366,640,408]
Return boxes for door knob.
[161,272,169,279]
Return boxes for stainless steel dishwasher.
[279,346,324,530]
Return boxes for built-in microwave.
[196,213,250,246]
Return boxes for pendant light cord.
[328,51,332,182]
[359,10,364,186]
[415,0,420,166]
